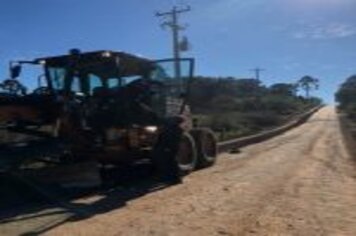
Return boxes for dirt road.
[3,106,356,235]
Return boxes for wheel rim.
[176,135,195,169]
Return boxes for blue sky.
[0,0,355,103]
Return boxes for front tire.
[152,128,197,181]
[175,132,197,175]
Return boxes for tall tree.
[335,75,356,109]
[298,76,319,98]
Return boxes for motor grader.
[0,50,217,183]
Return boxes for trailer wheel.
[190,128,218,169]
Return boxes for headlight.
[144,126,158,133]
[102,51,111,57]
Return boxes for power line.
[155,5,191,79]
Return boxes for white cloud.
[292,23,356,39]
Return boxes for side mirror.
[10,65,22,79]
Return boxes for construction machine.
[0,50,217,185]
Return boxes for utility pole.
[156,5,191,80]
[250,67,265,81]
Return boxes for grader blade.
[18,161,102,189]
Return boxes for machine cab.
[0,50,194,126]
[40,50,194,118]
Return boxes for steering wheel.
[0,79,27,95]
[126,79,164,93]
[32,86,52,96]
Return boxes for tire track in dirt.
[241,107,356,236]
[191,109,331,236]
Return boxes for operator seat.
[92,86,111,98]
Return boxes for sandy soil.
[3,106,356,236]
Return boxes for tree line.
[188,75,321,140]
[336,75,356,118]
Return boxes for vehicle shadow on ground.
[0,162,179,235]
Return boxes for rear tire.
[190,128,218,169]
